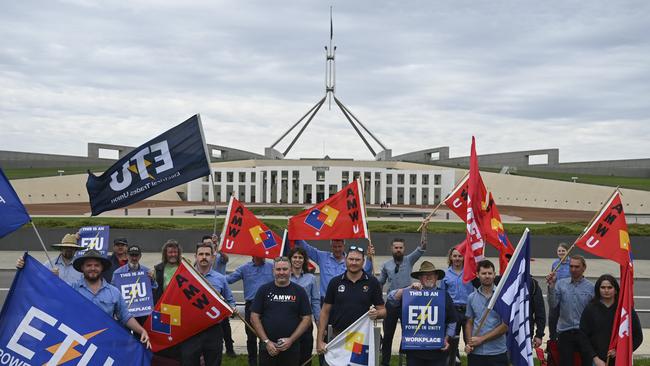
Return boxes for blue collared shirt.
[466,286,507,355]
[386,284,456,338]
[111,263,158,289]
[227,261,274,301]
[203,269,236,308]
[297,240,373,296]
[443,267,475,305]
[551,259,570,281]
[212,253,228,275]
[377,247,425,292]
[72,278,132,326]
[291,272,321,323]
[548,276,593,332]
[44,255,82,286]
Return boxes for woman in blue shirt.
[549,242,570,340]
[289,247,320,366]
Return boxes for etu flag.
[0,168,30,238]
[288,179,368,240]
[491,229,534,366]
[0,254,151,365]
[86,115,211,216]
[219,196,284,259]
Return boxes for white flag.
[325,312,375,366]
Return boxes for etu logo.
[80,237,104,251]
[120,282,147,300]
[109,141,174,191]
[407,305,438,326]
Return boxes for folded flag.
[462,137,487,282]
[609,263,634,366]
[288,179,368,240]
[144,258,233,352]
[325,311,375,366]
[0,253,151,365]
[86,115,211,216]
[0,168,31,238]
[219,196,284,259]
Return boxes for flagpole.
[208,173,220,236]
[416,201,443,232]
[417,171,469,232]
[474,228,529,335]
[30,221,53,267]
[181,257,259,337]
[357,178,374,274]
[551,188,619,274]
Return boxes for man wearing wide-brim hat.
[16,233,84,286]
[71,249,151,349]
[386,261,458,366]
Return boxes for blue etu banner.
[0,254,151,365]
[86,115,211,216]
[0,168,30,238]
[112,270,154,318]
[400,288,446,350]
[75,225,110,258]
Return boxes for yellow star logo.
[128,159,155,180]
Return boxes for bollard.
[446,212,450,220]
[170,208,174,216]
[147,208,151,216]
[124,208,128,216]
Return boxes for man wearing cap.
[377,237,427,366]
[112,245,158,325]
[387,261,458,366]
[15,233,84,286]
[103,237,129,283]
[316,246,385,356]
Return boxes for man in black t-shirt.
[317,246,386,356]
[251,257,312,366]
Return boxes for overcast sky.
[2,1,649,163]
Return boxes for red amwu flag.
[462,137,488,283]
[144,259,234,352]
[219,196,284,259]
[444,170,514,274]
[288,179,369,241]
[574,190,634,365]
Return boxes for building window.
[239,172,246,182]
[397,174,404,185]
[409,174,417,185]
[316,170,326,181]
[386,174,392,184]
[422,175,429,185]
[353,171,360,180]
[215,172,221,183]
[434,174,441,185]
[251,172,256,183]
[374,172,381,180]
[227,172,233,183]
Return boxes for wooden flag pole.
[30,221,53,267]
[416,201,443,232]
[357,178,374,274]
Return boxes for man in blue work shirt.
[547,255,594,366]
[227,256,274,366]
[112,244,158,324]
[103,237,129,283]
[464,260,508,366]
[377,237,426,366]
[202,234,235,357]
[46,233,84,285]
[71,250,151,348]
[181,242,236,366]
[296,238,374,304]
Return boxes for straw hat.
[410,261,445,280]
[73,249,111,272]
[51,234,84,249]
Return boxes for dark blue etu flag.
[0,168,30,238]
[86,115,211,216]
[0,254,151,365]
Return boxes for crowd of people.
[16,234,644,366]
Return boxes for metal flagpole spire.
[325,6,336,110]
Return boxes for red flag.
[575,191,631,267]
[609,264,634,366]
[281,230,318,272]
[462,137,487,283]
[144,259,234,352]
[444,168,514,274]
[219,196,284,259]
[288,179,368,240]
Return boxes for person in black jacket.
[153,239,183,303]
[580,274,643,366]
[528,277,546,349]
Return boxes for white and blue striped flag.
[489,228,534,366]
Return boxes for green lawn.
[511,170,650,192]
[28,217,650,236]
[4,166,109,179]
